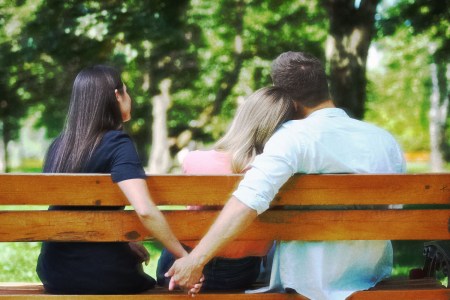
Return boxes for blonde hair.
[215,86,295,173]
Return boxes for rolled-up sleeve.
[233,128,299,214]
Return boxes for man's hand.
[164,196,257,294]
[165,254,204,291]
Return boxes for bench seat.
[0,279,448,299]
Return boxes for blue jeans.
[157,245,261,291]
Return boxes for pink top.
[182,150,233,174]
[182,150,272,258]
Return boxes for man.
[166,51,406,299]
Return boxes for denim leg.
[202,256,262,291]
[157,247,262,291]
[156,248,175,287]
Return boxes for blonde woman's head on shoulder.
[215,86,295,173]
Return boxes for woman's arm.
[117,178,188,259]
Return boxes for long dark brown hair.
[45,65,124,173]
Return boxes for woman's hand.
[129,242,150,265]
[188,275,204,297]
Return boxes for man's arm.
[166,127,297,291]
[165,196,257,290]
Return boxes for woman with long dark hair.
[36,65,188,294]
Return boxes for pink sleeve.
[181,157,189,174]
[182,151,198,174]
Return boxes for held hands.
[165,254,205,296]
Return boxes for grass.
[0,242,41,282]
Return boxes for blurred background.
[0,0,449,174]
[0,0,449,285]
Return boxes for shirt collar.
[306,107,349,119]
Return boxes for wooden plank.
[0,284,307,299]
[0,173,450,206]
[348,289,450,300]
[0,174,127,206]
[1,209,449,242]
[0,283,448,299]
[0,294,307,300]
[276,173,450,206]
[0,295,306,300]
[369,277,445,289]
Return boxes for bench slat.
[0,283,448,299]
[0,294,307,299]
[1,209,449,242]
[0,174,449,206]
[348,289,450,300]
[0,284,307,299]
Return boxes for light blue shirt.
[234,108,406,214]
[235,108,406,300]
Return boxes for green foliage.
[366,28,431,151]
[1,0,449,167]
[0,0,346,165]
[379,0,449,59]
[176,0,327,143]
[0,242,41,282]
[10,0,198,160]
[370,0,450,153]
[0,1,42,155]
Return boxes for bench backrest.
[0,173,449,242]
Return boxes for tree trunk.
[148,79,172,174]
[444,62,450,163]
[0,121,5,173]
[428,51,449,172]
[2,121,12,173]
[324,0,379,119]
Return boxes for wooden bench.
[0,173,449,299]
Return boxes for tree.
[148,79,172,173]
[323,0,380,119]
[0,0,42,172]
[170,0,328,156]
[171,0,247,154]
[6,0,382,173]
[19,0,197,165]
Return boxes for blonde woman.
[157,86,295,291]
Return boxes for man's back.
[234,108,405,215]
[271,108,405,175]
[239,108,406,300]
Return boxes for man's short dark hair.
[271,51,330,107]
